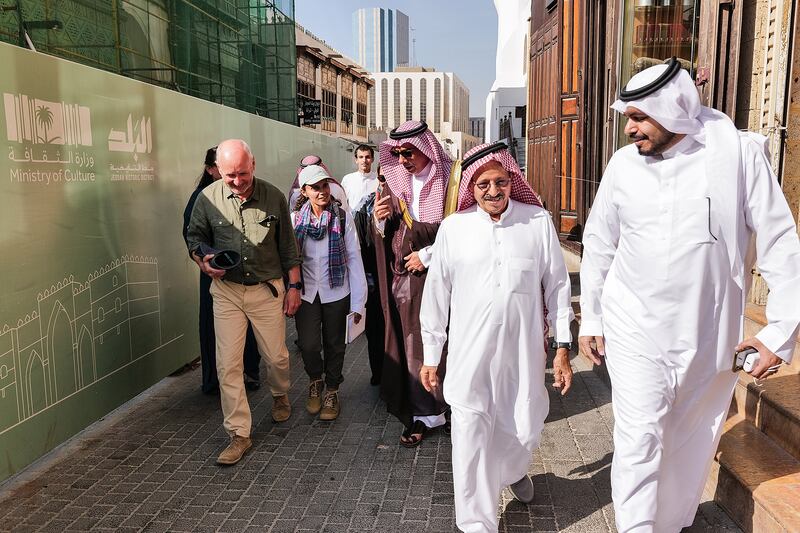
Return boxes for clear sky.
[293,0,498,117]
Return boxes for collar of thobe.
[657,134,700,160]
[413,161,433,182]
[359,171,377,180]
[477,198,515,223]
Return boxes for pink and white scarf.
[457,143,543,211]
[379,121,452,224]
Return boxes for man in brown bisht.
[374,120,452,447]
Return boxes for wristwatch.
[287,282,303,290]
[551,341,573,351]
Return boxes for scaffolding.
[0,0,297,124]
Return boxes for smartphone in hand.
[732,347,758,373]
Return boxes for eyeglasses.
[473,179,510,192]
[390,148,415,158]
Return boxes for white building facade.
[369,69,479,159]
[352,8,409,73]
[485,0,531,146]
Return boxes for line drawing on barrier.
[0,256,183,436]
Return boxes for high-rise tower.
[352,8,409,72]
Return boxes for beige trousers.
[210,278,290,437]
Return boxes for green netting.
[0,0,297,124]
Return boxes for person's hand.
[578,335,605,365]
[736,337,783,379]
[552,348,573,395]
[404,251,426,274]
[353,313,362,324]
[420,365,439,392]
[284,287,301,317]
[199,253,226,279]
[374,194,392,221]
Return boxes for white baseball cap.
[298,165,331,187]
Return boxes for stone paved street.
[0,325,741,532]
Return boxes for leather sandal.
[400,420,427,448]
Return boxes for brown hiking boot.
[272,394,291,422]
[306,380,325,414]
[216,435,252,465]
[319,390,340,421]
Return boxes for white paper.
[345,312,365,344]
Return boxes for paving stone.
[0,328,742,533]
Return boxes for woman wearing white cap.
[291,164,368,420]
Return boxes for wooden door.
[528,5,560,215]
[558,0,583,238]
[696,0,744,117]
[581,0,613,229]
[528,0,584,239]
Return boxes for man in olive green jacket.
[187,139,302,465]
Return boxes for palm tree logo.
[35,105,61,144]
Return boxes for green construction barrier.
[0,41,356,481]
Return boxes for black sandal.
[400,420,427,448]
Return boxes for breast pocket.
[678,197,718,245]
[211,217,235,242]
[247,214,275,245]
[508,257,537,294]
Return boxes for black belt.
[230,279,279,297]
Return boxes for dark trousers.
[295,294,350,390]
[364,287,385,381]
[199,273,260,393]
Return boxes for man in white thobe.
[420,143,575,533]
[579,60,800,532]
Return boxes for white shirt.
[291,208,368,314]
[407,160,432,220]
[340,170,378,212]
[580,135,800,372]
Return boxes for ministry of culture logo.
[3,93,92,147]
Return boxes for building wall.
[369,70,471,157]
[469,117,486,140]
[296,25,373,142]
[352,8,409,72]
[370,71,469,131]
[396,11,410,67]
[0,0,298,125]
[729,0,796,303]
[486,0,531,143]
[735,0,771,130]
[785,21,800,228]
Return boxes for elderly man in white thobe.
[419,143,575,533]
[579,59,800,533]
